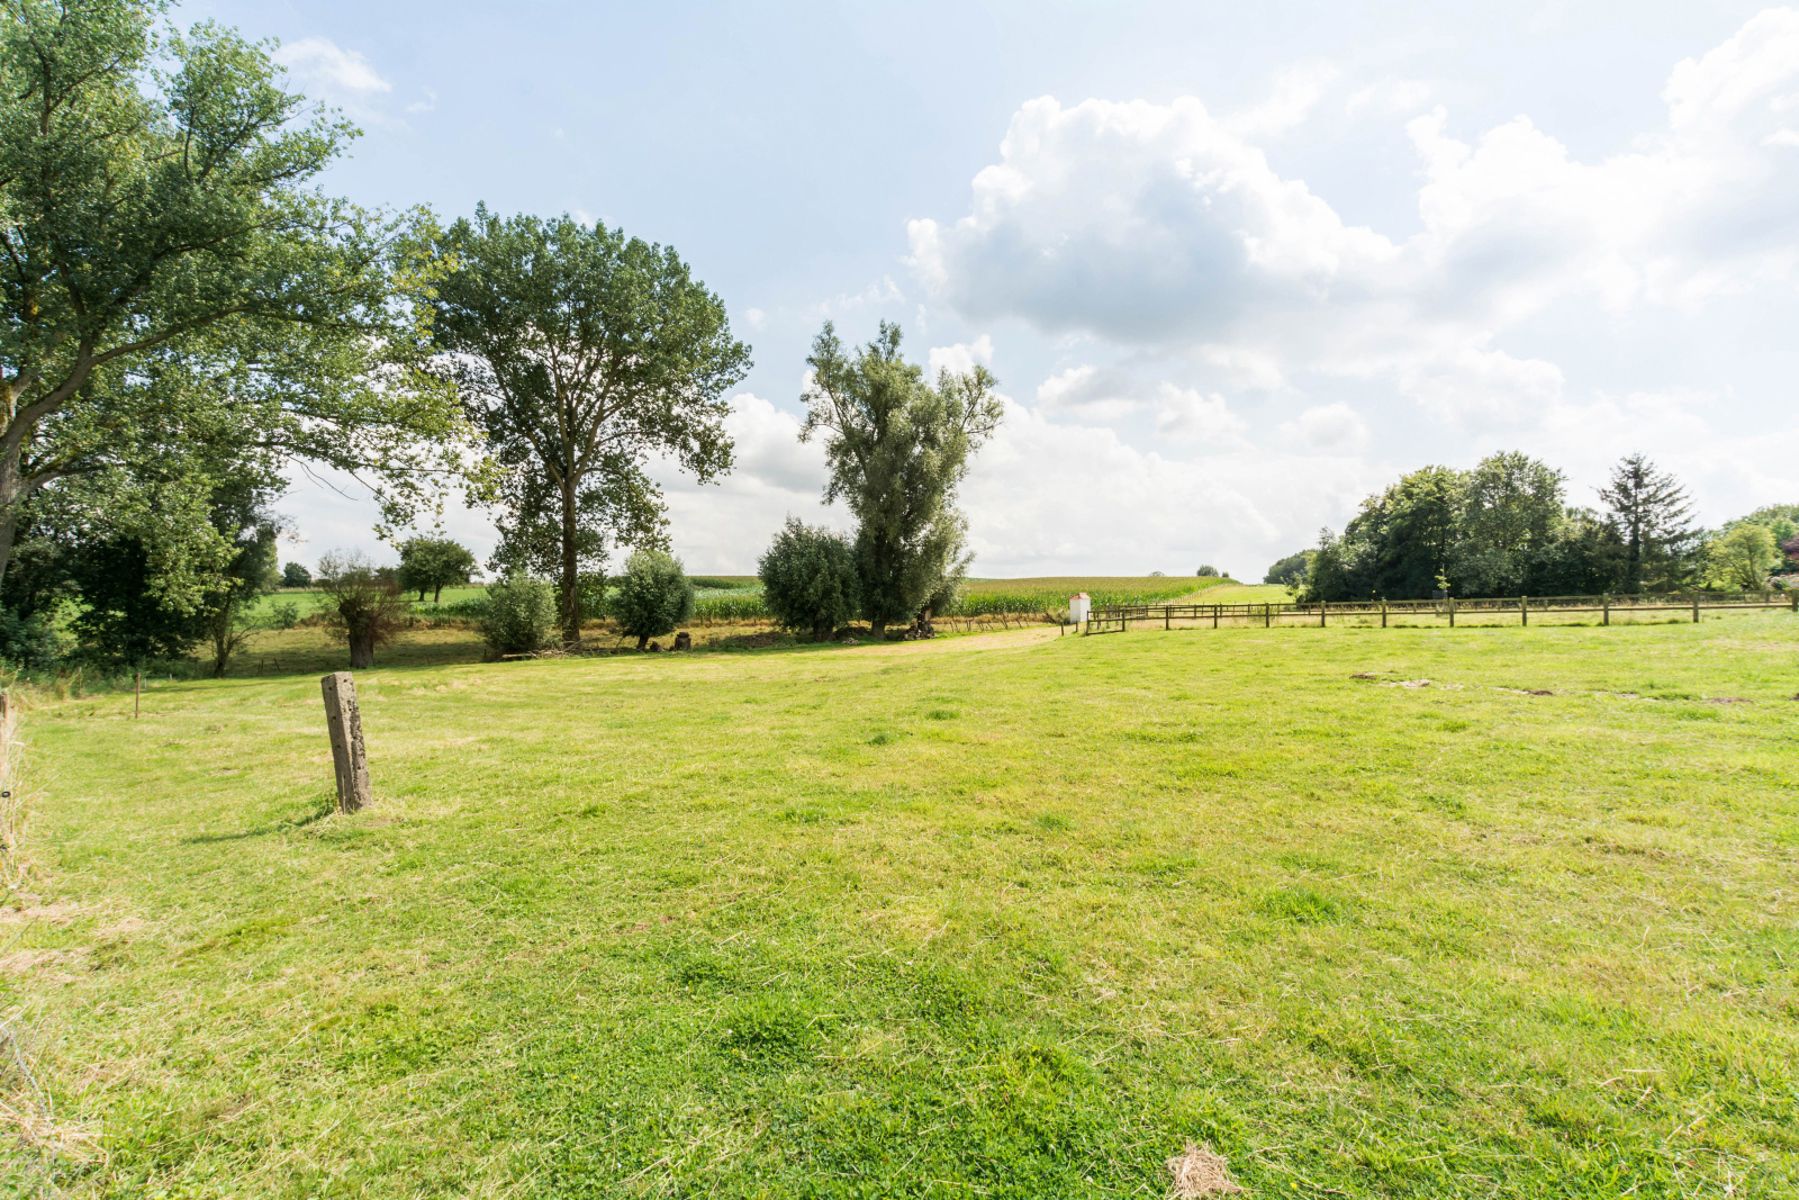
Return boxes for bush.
[0,607,65,673]
[480,576,555,656]
[281,561,312,588]
[1195,564,1220,577]
[317,551,409,669]
[612,550,694,649]
[758,519,860,640]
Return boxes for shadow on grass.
[182,800,336,845]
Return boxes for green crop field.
[6,614,1798,1197]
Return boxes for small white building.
[1068,592,1091,624]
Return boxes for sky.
[192,1,1799,579]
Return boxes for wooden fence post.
[1448,597,1456,628]
[1320,600,1327,628]
[1692,593,1700,623]
[1164,607,1170,631]
[320,672,371,813]
[1213,604,1220,629]
[1380,601,1388,629]
[1521,595,1529,627]
[1602,595,1610,626]
[1264,603,1271,628]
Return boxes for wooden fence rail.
[1081,591,1796,635]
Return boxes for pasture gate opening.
[1079,591,1797,635]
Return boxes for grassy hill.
[6,614,1797,1197]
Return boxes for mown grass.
[6,614,1798,1197]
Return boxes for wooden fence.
[1081,590,1797,635]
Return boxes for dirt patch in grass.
[1167,1142,1243,1196]
[0,900,80,926]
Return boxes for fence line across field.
[1078,590,1797,636]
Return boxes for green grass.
[7,615,1799,1197]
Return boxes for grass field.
[251,576,1230,629]
[6,614,1798,1197]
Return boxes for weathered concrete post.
[320,672,371,813]
[1521,595,1529,626]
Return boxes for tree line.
[1265,452,1797,602]
[0,0,999,674]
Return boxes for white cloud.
[927,334,993,377]
[960,399,1384,576]
[1225,62,1341,139]
[1280,402,1369,452]
[1035,365,1247,444]
[1345,77,1433,120]
[650,393,841,569]
[275,37,392,95]
[908,10,1799,423]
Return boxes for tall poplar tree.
[801,322,1002,637]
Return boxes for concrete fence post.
[320,672,371,813]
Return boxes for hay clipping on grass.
[1167,1142,1243,1196]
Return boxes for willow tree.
[428,208,750,644]
[0,0,461,598]
[801,322,1002,637]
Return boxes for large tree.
[1599,454,1698,593]
[801,322,1002,637]
[397,534,476,603]
[1452,452,1564,596]
[0,0,461,593]
[428,208,750,644]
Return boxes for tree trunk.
[636,633,648,650]
[433,583,444,604]
[559,477,581,646]
[349,630,376,669]
[870,618,886,639]
[0,446,24,593]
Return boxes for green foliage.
[1263,551,1311,586]
[1723,504,1799,573]
[428,207,750,643]
[758,519,859,639]
[1195,564,1220,577]
[0,605,62,672]
[1303,452,1699,601]
[479,576,556,656]
[1452,452,1565,596]
[397,536,478,603]
[64,535,207,669]
[802,322,1003,636]
[1599,454,1698,592]
[282,562,313,589]
[1703,524,1780,591]
[317,551,409,668]
[0,0,464,590]
[196,481,284,677]
[611,550,694,648]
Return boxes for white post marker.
[1068,592,1091,627]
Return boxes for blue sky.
[193,1,1797,577]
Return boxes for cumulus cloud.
[649,393,841,568]
[1035,365,1247,444]
[908,10,1799,425]
[927,334,993,377]
[1280,402,1369,452]
[959,399,1385,576]
[275,37,392,95]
